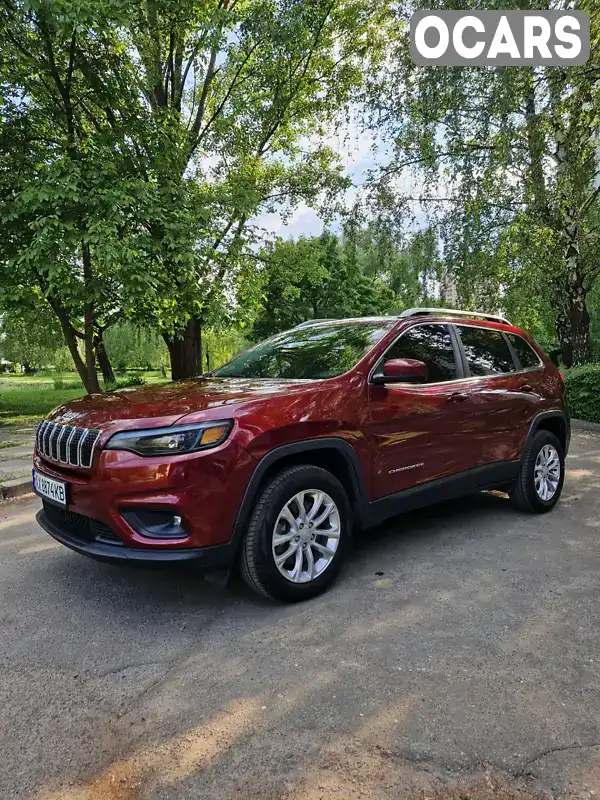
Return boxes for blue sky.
[255,121,389,240]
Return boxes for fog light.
[121,509,188,539]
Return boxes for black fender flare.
[522,410,571,457]
[230,438,369,551]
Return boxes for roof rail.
[294,319,335,329]
[398,307,511,326]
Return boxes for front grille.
[42,502,123,546]
[36,421,100,468]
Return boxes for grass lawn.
[0,371,169,426]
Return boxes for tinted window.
[507,334,542,369]
[383,324,457,383]
[212,322,393,380]
[459,326,515,376]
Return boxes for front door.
[367,323,476,500]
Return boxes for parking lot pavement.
[2,432,600,800]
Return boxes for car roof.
[295,308,513,329]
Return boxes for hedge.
[565,364,600,424]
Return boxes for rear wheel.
[240,465,351,602]
[510,430,565,513]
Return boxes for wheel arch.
[523,410,570,456]
[231,438,368,552]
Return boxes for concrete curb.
[0,479,34,502]
[571,418,600,433]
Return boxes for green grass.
[0,381,85,425]
[0,371,169,426]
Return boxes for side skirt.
[363,461,520,529]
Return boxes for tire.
[240,465,352,602]
[509,430,565,513]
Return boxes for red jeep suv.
[33,309,569,602]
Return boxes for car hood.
[49,377,318,431]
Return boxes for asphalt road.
[2,431,600,800]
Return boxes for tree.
[0,0,152,392]
[0,304,66,372]
[372,0,600,365]
[104,321,167,373]
[1,1,393,385]
[124,0,393,378]
[252,230,394,338]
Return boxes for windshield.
[212,321,393,380]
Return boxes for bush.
[565,364,600,423]
[105,375,147,391]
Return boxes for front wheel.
[510,430,565,513]
[240,465,351,602]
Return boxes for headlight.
[105,421,233,456]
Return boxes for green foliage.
[0,305,66,371]
[565,365,600,424]
[105,375,147,391]
[0,0,394,383]
[372,0,600,365]
[203,329,248,372]
[104,323,167,372]
[252,231,395,339]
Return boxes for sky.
[253,117,428,242]
[254,120,392,240]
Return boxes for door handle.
[448,391,469,403]
[519,384,535,393]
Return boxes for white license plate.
[33,470,67,508]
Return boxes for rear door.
[454,324,540,467]
[367,323,476,499]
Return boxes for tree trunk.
[94,330,116,385]
[81,243,102,393]
[50,300,94,391]
[164,316,202,380]
[556,294,591,368]
[554,203,592,367]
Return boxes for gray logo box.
[410,10,590,66]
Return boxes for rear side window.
[384,324,457,383]
[458,326,515,376]
[507,334,542,370]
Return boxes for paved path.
[2,432,600,799]
[0,424,36,496]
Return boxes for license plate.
[33,470,67,508]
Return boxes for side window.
[384,324,457,383]
[507,334,542,370]
[458,326,515,376]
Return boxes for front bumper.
[37,506,235,569]
[32,436,256,551]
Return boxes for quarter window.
[458,326,515,376]
[507,334,542,370]
[382,324,457,383]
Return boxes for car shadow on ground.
[41,490,518,613]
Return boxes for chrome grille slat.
[77,428,89,466]
[69,428,84,465]
[50,425,61,460]
[43,421,54,453]
[56,425,68,461]
[37,421,49,452]
[35,421,101,469]
[62,427,76,464]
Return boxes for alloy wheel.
[271,490,341,584]
[534,444,561,501]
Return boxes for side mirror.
[372,358,428,385]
